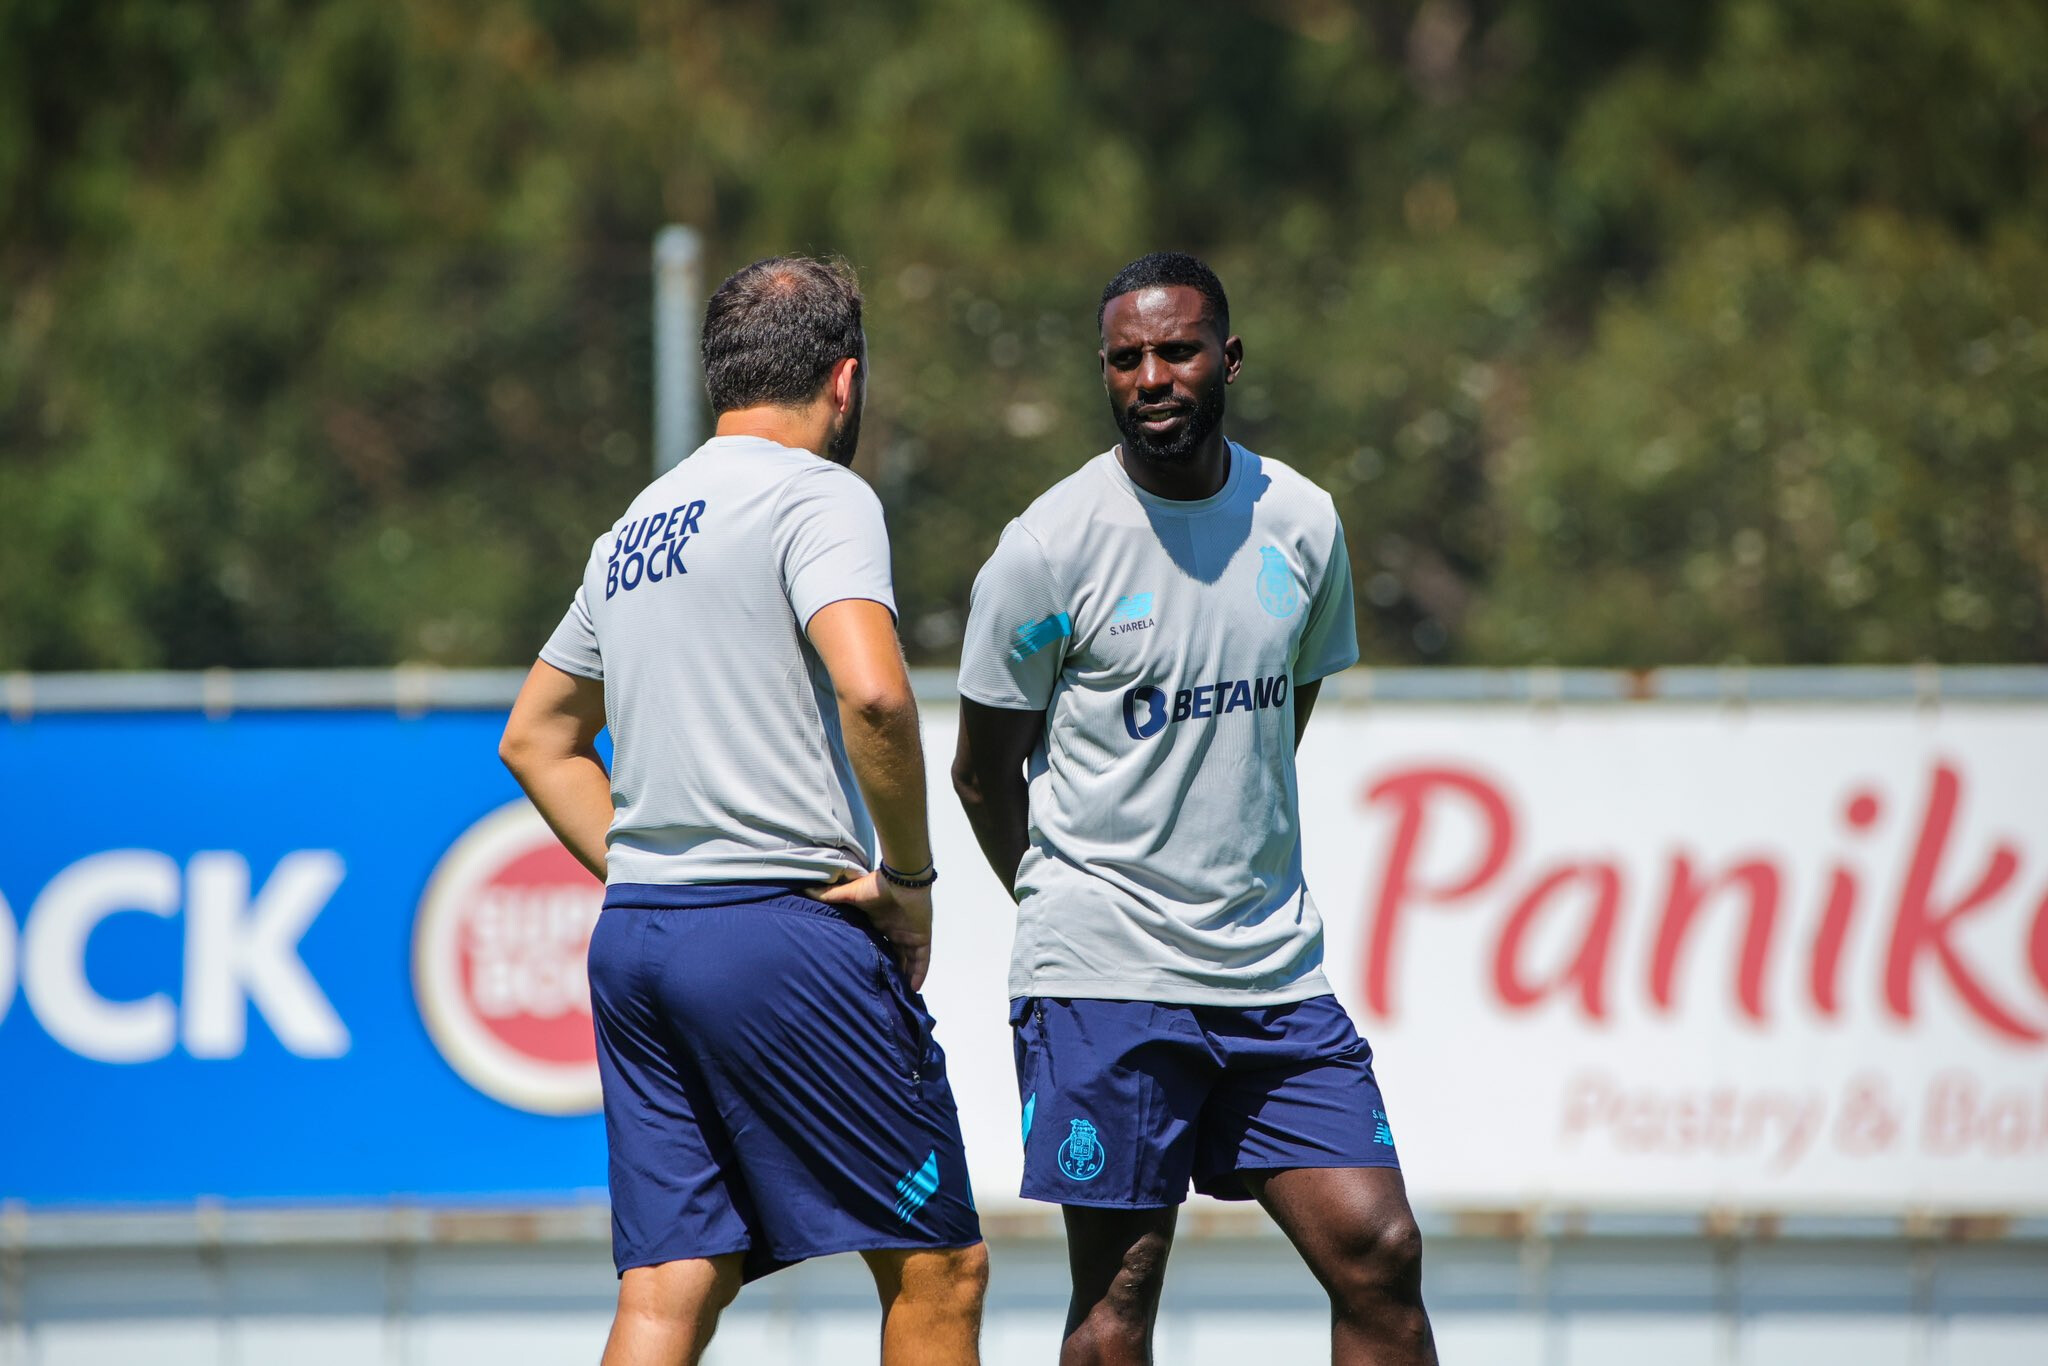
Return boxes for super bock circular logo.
[1058,1117,1106,1182]
[1256,545,1301,618]
[413,800,604,1115]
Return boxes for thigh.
[652,899,981,1280]
[1012,997,1215,1209]
[589,909,754,1275]
[1192,995,1401,1200]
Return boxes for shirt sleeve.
[776,464,897,628]
[539,583,604,680]
[958,523,1069,711]
[1293,513,1360,685]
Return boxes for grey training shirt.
[957,444,1359,1005]
[541,435,894,887]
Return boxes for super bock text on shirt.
[542,435,897,890]
[605,500,706,598]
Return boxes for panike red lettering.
[1359,761,2048,1043]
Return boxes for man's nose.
[1135,353,1173,391]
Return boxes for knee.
[1332,1213,1424,1304]
[899,1242,990,1319]
[708,1258,745,1311]
[947,1241,992,1306]
[1093,1231,1173,1329]
[617,1255,744,1325]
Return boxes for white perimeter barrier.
[915,701,2048,1217]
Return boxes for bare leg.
[1058,1206,1178,1366]
[864,1243,989,1365]
[600,1255,745,1366]
[1245,1167,1436,1365]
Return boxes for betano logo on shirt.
[1121,674,1290,740]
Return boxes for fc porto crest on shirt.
[1255,545,1300,618]
[1058,1117,1106,1182]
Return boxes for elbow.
[497,725,535,778]
[950,759,982,811]
[842,681,916,729]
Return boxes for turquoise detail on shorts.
[1373,1109,1394,1147]
[894,1150,941,1223]
[1022,1093,1037,1143]
[1058,1117,1105,1182]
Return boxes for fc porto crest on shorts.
[1058,1117,1106,1182]
[1255,545,1300,618]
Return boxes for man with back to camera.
[951,252,1437,1365]
[499,255,987,1366]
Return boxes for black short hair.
[1097,252,1230,338]
[701,256,864,415]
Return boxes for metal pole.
[653,226,704,477]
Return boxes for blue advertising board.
[0,709,612,1206]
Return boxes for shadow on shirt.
[1135,452,1270,584]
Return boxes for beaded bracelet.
[879,861,938,889]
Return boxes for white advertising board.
[916,703,2048,1216]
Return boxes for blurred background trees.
[2,0,2043,669]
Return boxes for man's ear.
[830,355,862,414]
[1223,334,1244,385]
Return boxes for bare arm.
[951,698,1045,897]
[1293,678,1322,750]
[807,598,931,873]
[499,661,611,880]
[803,597,938,988]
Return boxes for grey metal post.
[653,226,704,476]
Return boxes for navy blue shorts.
[590,884,980,1281]
[1010,994,1400,1207]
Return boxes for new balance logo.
[1110,593,1153,623]
[895,1150,941,1223]
[1373,1109,1394,1147]
[1109,592,1155,636]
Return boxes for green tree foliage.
[1,0,2043,668]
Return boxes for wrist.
[879,859,937,889]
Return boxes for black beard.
[825,399,863,466]
[1112,373,1226,466]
